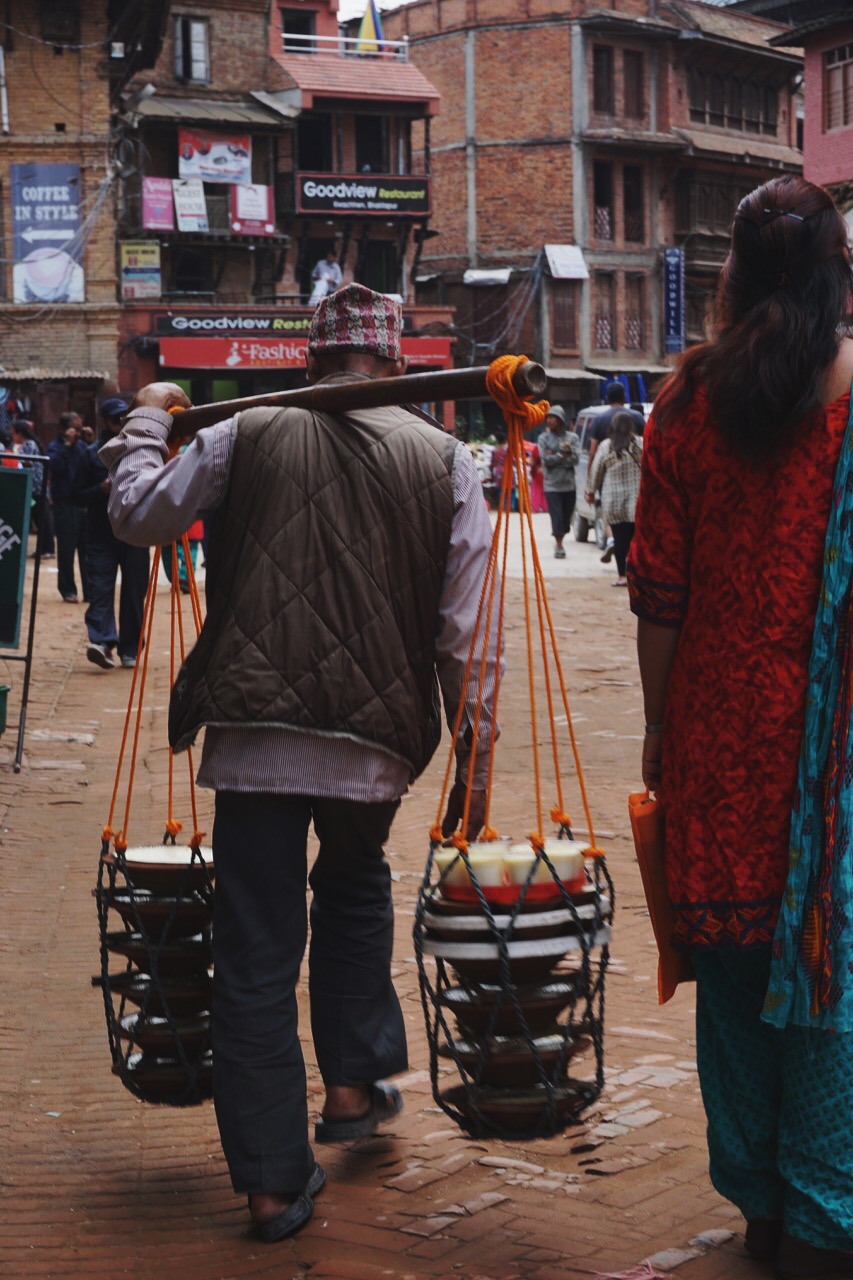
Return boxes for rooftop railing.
[281,31,410,60]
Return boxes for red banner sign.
[158,336,451,370]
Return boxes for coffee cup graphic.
[14,248,83,302]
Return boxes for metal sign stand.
[0,456,49,773]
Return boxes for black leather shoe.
[778,1233,853,1279]
[744,1217,783,1262]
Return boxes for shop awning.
[463,268,513,286]
[133,96,287,129]
[543,366,601,381]
[586,361,673,375]
[0,368,109,381]
[544,245,589,280]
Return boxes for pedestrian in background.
[630,175,853,1276]
[74,397,149,669]
[48,411,88,602]
[538,405,579,559]
[586,411,642,587]
[100,284,500,1244]
[11,419,54,559]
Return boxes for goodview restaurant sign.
[152,310,416,336]
[295,173,430,217]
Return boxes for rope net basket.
[93,535,214,1107]
[415,355,613,1139]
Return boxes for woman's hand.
[641,728,662,792]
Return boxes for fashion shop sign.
[159,336,451,369]
[295,173,430,217]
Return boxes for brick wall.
[802,26,853,189]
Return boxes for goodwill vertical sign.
[11,163,84,303]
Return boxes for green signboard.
[0,469,32,647]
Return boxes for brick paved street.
[0,520,770,1280]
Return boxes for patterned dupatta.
[764,389,853,1031]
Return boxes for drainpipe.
[0,48,9,134]
[465,28,477,267]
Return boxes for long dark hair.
[655,176,851,458]
[610,410,637,456]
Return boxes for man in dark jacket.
[74,397,149,668]
[48,411,89,602]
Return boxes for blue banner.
[11,162,84,303]
[663,247,685,355]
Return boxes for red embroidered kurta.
[628,387,851,948]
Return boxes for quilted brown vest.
[168,400,457,780]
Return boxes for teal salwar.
[693,947,853,1249]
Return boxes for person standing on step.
[48,411,89,603]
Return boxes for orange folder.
[628,790,695,1004]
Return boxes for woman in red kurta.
[628,175,853,1277]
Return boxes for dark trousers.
[31,498,54,556]
[84,537,149,658]
[612,521,636,577]
[53,501,88,599]
[211,791,408,1195]
[545,489,576,541]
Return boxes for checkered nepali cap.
[308,282,402,360]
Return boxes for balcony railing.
[281,31,409,60]
[118,191,284,239]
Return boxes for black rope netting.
[414,828,613,1139]
[94,832,214,1106]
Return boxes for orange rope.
[116,546,162,848]
[431,353,604,862]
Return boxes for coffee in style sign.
[0,470,32,647]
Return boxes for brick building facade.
[383,0,802,413]
[0,0,166,435]
[735,1,853,221]
[116,0,456,422]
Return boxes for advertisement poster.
[663,247,685,354]
[0,469,33,647]
[172,179,209,232]
[120,242,161,300]
[178,129,252,185]
[11,162,84,303]
[230,184,275,236]
[141,177,175,231]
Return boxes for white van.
[572,403,651,547]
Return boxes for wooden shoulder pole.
[168,361,547,437]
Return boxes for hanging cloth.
[764,386,853,1031]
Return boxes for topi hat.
[546,404,566,425]
[308,282,402,360]
[100,396,130,420]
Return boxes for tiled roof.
[663,0,799,52]
[135,96,286,128]
[274,53,440,111]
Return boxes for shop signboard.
[663,247,685,355]
[10,162,84,303]
[120,241,162,300]
[295,173,430,217]
[142,177,175,231]
[151,310,415,336]
[230,184,275,236]
[178,129,252,185]
[158,335,451,369]
[172,179,209,232]
[0,469,32,647]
